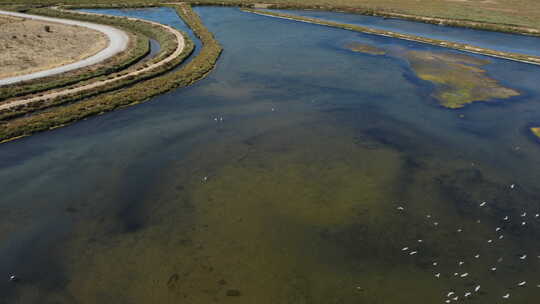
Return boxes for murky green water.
[1,6,540,304]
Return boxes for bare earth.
[0,15,108,79]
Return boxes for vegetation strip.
[0,8,150,102]
[0,3,222,143]
[243,9,540,66]
[0,6,187,119]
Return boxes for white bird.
[464,292,471,297]
[9,275,17,282]
[521,212,527,217]
[457,228,463,233]
[479,201,487,207]
[496,227,501,232]
[435,273,441,278]
[503,216,510,221]
[433,262,438,266]
[447,291,455,297]
[452,296,459,301]
[487,239,493,243]
[402,247,409,251]
[474,254,480,259]
[409,251,418,255]
[433,222,439,226]
[460,273,469,278]
[520,254,527,260]
[522,221,527,226]
[426,214,432,218]
[510,184,515,189]
[397,206,405,211]
[499,235,504,239]
[202,176,208,182]
[518,281,526,287]
[417,239,423,243]
[459,261,464,266]
[535,213,539,218]
[503,293,510,299]
[491,267,497,271]
[475,285,481,292]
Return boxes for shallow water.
[1,6,540,304]
[268,9,540,57]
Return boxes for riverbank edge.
[243,9,540,67]
[0,6,185,121]
[0,3,222,144]
[0,10,150,102]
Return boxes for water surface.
[1,6,540,304]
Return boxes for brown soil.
[0,17,108,79]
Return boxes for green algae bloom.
[344,42,386,55]
[406,51,520,108]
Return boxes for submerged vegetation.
[406,51,520,109]
[344,42,385,55]
[0,3,222,143]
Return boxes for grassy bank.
[244,9,540,66]
[0,3,222,143]
[0,8,151,101]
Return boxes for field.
[0,15,108,79]
[1,0,540,31]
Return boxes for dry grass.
[0,17,108,79]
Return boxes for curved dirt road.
[0,9,129,86]
[0,8,186,111]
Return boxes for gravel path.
[0,9,129,86]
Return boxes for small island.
[344,42,386,55]
[406,51,520,109]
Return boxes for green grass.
[0,3,221,143]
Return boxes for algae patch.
[344,42,386,55]
[406,51,520,109]
[531,127,540,139]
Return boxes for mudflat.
[0,16,108,79]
